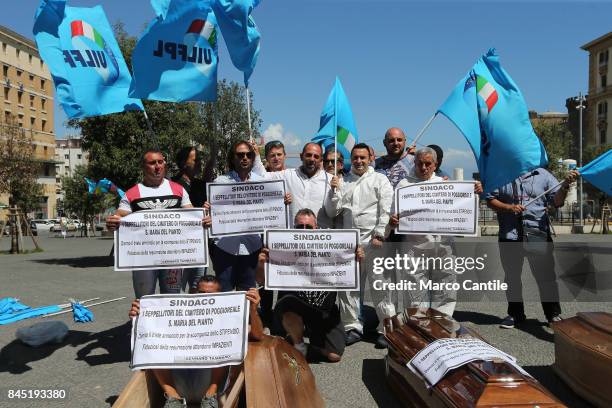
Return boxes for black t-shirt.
[172,176,207,207]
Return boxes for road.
[0,234,610,407]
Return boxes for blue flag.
[33,1,143,118]
[212,0,260,85]
[129,0,218,102]
[579,150,612,195]
[84,177,96,194]
[438,49,548,193]
[72,302,94,323]
[311,77,359,170]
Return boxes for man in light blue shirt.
[487,168,578,329]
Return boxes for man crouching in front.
[129,276,263,408]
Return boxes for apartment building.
[0,25,56,218]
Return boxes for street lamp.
[575,92,586,228]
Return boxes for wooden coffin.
[552,312,612,408]
[244,335,325,408]
[112,364,245,408]
[384,308,565,408]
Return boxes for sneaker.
[547,315,562,327]
[345,329,363,346]
[201,396,219,408]
[499,315,525,329]
[374,334,388,349]
[163,396,186,408]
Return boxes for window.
[29,74,34,83]
[601,129,607,144]
[16,69,22,77]
[602,75,608,88]
[599,50,610,65]
[64,154,69,160]
[598,101,608,117]
[1,43,5,54]
[30,117,35,128]
[40,79,46,90]
[2,65,8,77]
[16,49,20,58]
[4,112,10,122]
[3,87,9,100]
[28,55,32,64]
[41,98,46,110]
[41,119,46,131]
[44,164,50,177]
[44,146,48,155]
[29,94,34,107]
[17,91,22,105]
[77,154,82,160]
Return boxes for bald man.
[374,127,415,188]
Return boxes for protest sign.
[131,292,249,370]
[407,338,529,387]
[115,208,207,271]
[264,229,360,291]
[207,180,289,237]
[395,181,478,236]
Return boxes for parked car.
[50,222,77,232]
[32,219,55,232]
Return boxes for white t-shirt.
[119,179,191,213]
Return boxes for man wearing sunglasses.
[106,148,193,298]
[205,141,292,293]
[327,143,394,348]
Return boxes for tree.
[62,165,114,236]
[68,23,262,190]
[532,120,574,180]
[0,114,44,252]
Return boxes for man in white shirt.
[328,143,394,348]
[255,142,333,229]
[106,148,192,298]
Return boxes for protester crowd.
[107,128,578,408]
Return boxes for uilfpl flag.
[33,0,143,118]
[312,77,359,170]
[579,150,612,195]
[212,0,260,85]
[438,49,548,193]
[129,0,218,102]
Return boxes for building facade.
[0,25,56,219]
[581,32,612,147]
[55,138,88,209]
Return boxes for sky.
[3,0,612,176]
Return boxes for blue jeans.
[182,267,207,292]
[132,269,183,299]
[210,246,259,292]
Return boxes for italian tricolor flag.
[337,126,356,151]
[477,75,498,112]
[70,20,105,49]
[187,19,217,48]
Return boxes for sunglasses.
[294,224,314,229]
[235,152,254,159]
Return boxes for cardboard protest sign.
[131,292,249,369]
[265,229,359,291]
[115,208,207,271]
[207,180,289,237]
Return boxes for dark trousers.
[211,246,259,292]
[258,288,274,327]
[499,238,561,321]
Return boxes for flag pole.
[523,179,575,208]
[142,108,157,146]
[245,87,253,142]
[411,113,437,148]
[333,79,338,177]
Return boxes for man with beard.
[328,143,394,348]
[258,142,333,229]
[106,148,193,298]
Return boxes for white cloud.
[262,123,302,149]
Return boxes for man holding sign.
[129,276,263,408]
[107,148,195,298]
[206,140,292,292]
[257,209,364,362]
